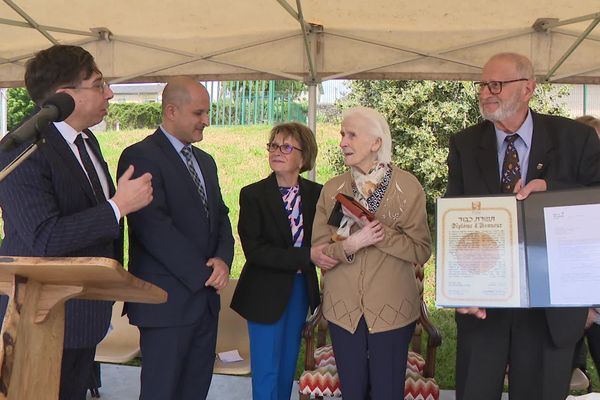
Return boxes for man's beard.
[479,93,521,122]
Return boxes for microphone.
[0,92,75,151]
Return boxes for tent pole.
[544,16,600,81]
[307,83,317,181]
[1,89,7,137]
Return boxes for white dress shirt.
[53,121,121,221]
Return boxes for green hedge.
[105,103,161,130]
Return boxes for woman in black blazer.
[231,122,331,400]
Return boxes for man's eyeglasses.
[266,142,303,154]
[64,81,111,94]
[474,78,528,95]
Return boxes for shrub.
[105,103,162,130]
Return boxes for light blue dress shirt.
[160,125,209,197]
[494,109,534,185]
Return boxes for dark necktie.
[74,134,105,203]
[501,134,521,193]
[181,145,209,215]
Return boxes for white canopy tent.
[1,1,600,84]
[1,0,600,138]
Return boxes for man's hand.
[205,257,229,294]
[112,165,153,216]
[515,178,547,200]
[343,218,384,255]
[311,243,338,270]
[456,307,487,319]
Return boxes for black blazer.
[446,111,600,347]
[231,173,321,324]
[0,125,121,348]
[118,128,234,327]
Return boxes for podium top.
[0,256,167,304]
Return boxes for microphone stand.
[0,138,44,183]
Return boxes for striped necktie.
[181,145,209,215]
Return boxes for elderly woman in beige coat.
[311,106,431,400]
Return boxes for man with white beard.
[445,52,600,400]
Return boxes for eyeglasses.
[64,80,111,94]
[474,78,528,95]
[266,142,303,154]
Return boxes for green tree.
[221,80,305,98]
[105,103,162,130]
[333,80,571,224]
[7,88,35,131]
[274,80,306,97]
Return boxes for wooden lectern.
[0,256,167,400]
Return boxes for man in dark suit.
[0,45,153,400]
[446,52,600,400]
[118,76,234,400]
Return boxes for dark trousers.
[456,308,574,400]
[329,317,415,400]
[574,323,600,382]
[60,347,96,400]
[138,310,218,400]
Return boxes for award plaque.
[436,186,600,308]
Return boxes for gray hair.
[341,106,392,164]
[486,52,535,80]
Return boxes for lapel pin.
[536,163,543,170]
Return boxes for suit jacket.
[446,111,600,347]
[0,124,121,348]
[119,128,234,327]
[231,173,321,324]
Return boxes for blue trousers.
[329,317,415,400]
[247,274,309,400]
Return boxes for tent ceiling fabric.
[0,1,600,87]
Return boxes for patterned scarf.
[280,185,303,247]
[335,162,388,240]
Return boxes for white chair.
[213,279,251,375]
[95,301,141,363]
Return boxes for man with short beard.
[446,52,600,400]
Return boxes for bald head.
[484,53,534,80]
[161,76,211,144]
[162,76,208,115]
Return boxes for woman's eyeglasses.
[266,142,303,154]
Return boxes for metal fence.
[203,80,307,126]
[565,84,600,118]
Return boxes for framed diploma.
[436,195,526,308]
[436,186,600,308]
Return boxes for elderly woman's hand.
[311,243,339,270]
[343,219,384,255]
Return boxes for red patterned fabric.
[298,345,439,399]
[299,345,341,397]
[314,344,336,367]
[407,351,426,375]
[405,369,440,400]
